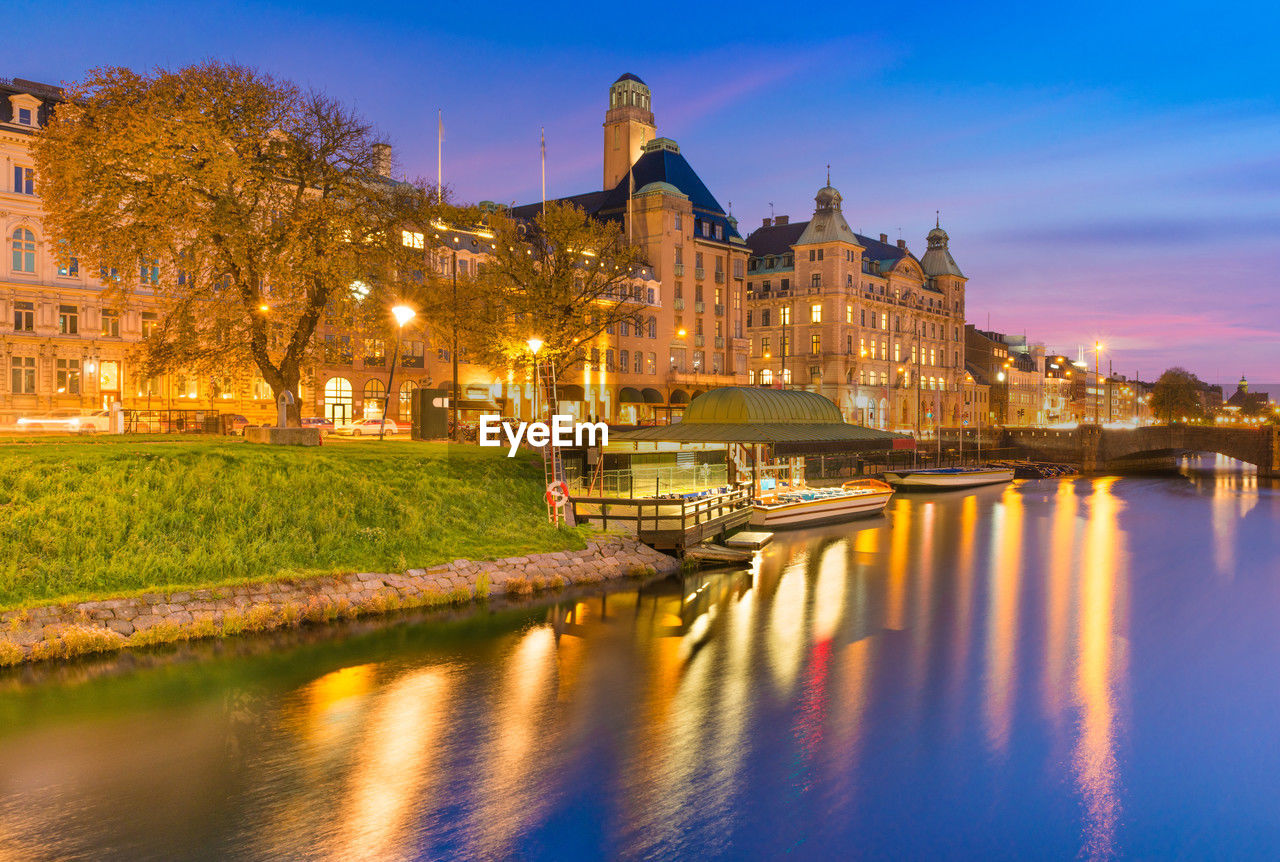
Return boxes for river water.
[2,458,1279,860]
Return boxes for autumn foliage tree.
[32,62,432,422]
[453,201,650,384]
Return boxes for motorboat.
[881,466,1015,490]
[751,478,894,528]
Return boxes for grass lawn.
[0,437,587,609]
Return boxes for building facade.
[507,73,750,424]
[744,187,967,433]
[0,78,272,427]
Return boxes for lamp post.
[381,304,416,440]
[528,337,543,421]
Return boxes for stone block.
[244,426,322,446]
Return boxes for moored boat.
[751,478,894,528]
[882,466,1014,490]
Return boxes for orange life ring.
[545,480,569,507]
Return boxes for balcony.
[714,303,724,316]
[714,271,725,284]
[674,298,684,311]
[694,300,705,313]
[673,263,684,276]
[695,335,705,347]
[714,336,725,348]
[695,267,705,279]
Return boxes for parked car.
[333,418,400,436]
[16,409,108,432]
[301,416,334,432]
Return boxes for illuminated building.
[0,78,195,424]
[509,74,750,424]
[744,191,968,433]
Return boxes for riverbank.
[0,437,588,609]
[0,436,683,665]
[0,535,677,665]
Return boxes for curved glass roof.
[683,387,844,424]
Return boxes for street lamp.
[528,337,543,421]
[380,304,416,440]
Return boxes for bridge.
[1001,425,1280,477]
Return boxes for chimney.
[879,233,888,243]
[372,142,392,178]
[775,215,789,225]
[762,217,772,228]
[897,239,906,249]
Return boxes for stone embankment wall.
[0,537,677,666]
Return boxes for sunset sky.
[15,0,1280,383]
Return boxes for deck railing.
[569,486,752,537]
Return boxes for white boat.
[751,479,894,528]
[882,466,1015,490]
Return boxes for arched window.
[362,378,386,419]
[11,228,35,273]
[399,381,416,417]
[323,377,353,424]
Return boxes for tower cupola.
[603,73,656,189]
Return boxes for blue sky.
[14,0,1280,383]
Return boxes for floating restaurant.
[568,387,908,548]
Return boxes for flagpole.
[540,127,546,217]
[437,109,443,203]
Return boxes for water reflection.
[1074,477,1126,860]
[2,466,1279,859]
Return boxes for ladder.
[536,360,575,526]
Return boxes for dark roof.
[0,77,63,128]
[745,220,909,266]
[512,144,742,242]
[746,221,806,256]
[615,73,646,85]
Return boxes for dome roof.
[634,180,687,198]
[614,72,646,85]
[927,225,949,242]
[815,185,842,209]
[682,387,843,424]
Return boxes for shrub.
[0,638,25,666]
[475,572,491,599]
[244,604,279,632]
[279,602,303,627]
[504,576,532,596]
[127,622,188,648]
[220,609,247,636]
[60,624,125,658]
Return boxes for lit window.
[779,307,791,325]
[56,358,81,395]
[101,309,120,337]
[810,333,821,354]
[402,230,424,249]
[810,303,822,323]
[141,311,159,338]
[760,368,773,385]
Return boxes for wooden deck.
[569,487,754,552]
